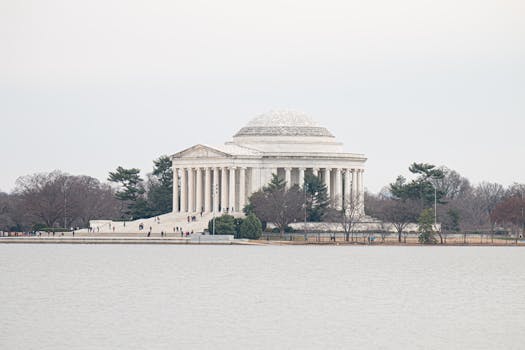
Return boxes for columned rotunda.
[171,110,367,214]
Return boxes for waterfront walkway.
[0,235,240,245]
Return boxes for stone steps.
[88,212,244,234]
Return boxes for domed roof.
[234,110,334,138]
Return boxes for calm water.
[1,245,524,350]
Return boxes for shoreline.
[1,237,523,246]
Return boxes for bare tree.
[473,182,505,241]
[13,171,121,229]
[68,176,120,227]
[326,194,364,242]
[491,196,525,244]
[369,197,419,243]
[505,183,525,199]
[15,171,69,227]
[435,167,472,200]
[0,192,14,231]
[248,175,304,236]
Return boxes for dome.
[234,110,334,138]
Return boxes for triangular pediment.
[172,144,231,159]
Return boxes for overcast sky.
[1,0,523,193]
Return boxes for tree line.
[0,156,173,231]
[212,162,525,243]
[1,159,523,242]
[367,163,525,243]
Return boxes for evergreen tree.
[304,173,329,222]
[266,173,286,191]
[418,208,437,244]
[146,155,173,215]
[390,162,446,207]
[208,214,236,235]
[152,155,173,189]
[239,213,262,239]
[108,167,145,218]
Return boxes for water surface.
[1,245,523,349]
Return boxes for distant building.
[89,109,368,234]
[171,109,367,214]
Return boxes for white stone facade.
[171,110,367,214]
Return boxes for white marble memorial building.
[171,110,367,215]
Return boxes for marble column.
[180,168,187,212]
[221,167,228,212]
[360,170,365,196]
[188,168,194,212]
[196,168,202,213]
[204,167,211,213]
[172,168,179,212]
[356,169,362,205]
[299,167,305,187]
[335,168,342,209]
[284,167,292,189]
[352,168,358,203]
[359,169,365,213]
[213,167,219,212]
[312,168,319,177]
[324,168,331,199]
[239,167,246,211]
[229,167,236,212]
[344,169,351,207]
[251,167,259,194]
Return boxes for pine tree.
[208,214,236,235]
[304,173,329,222]
[239,213,262,239]
[390,162,446,207]
[147,155,173,215]
[108,167,145,218]
[418,208,437,244]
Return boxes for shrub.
[239,214,262,239]
[207,215,235,235]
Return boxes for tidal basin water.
[1,245,524,349]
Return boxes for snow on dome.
[234,110,334,138]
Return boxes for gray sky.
[1,0,524,193]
